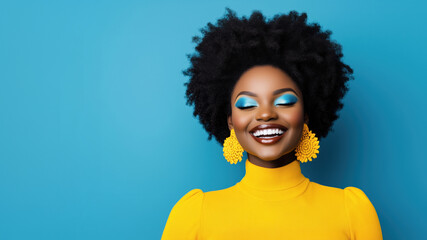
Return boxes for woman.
[162,8,382,239]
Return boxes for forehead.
[232,65,301,97]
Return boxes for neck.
[239,157,307,194]
[248,149,297,168]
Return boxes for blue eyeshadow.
[274,94,298,106]
[235,97,258,109]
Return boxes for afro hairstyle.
[184,8,354,145]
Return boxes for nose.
[256,104,278,122]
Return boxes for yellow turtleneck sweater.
[161,159,383,240]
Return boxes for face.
[228,65,306,161]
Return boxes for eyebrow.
[235,88,298,101]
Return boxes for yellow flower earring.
[223,129,244,164]
[295,123,320,163]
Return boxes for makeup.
[274,93,298,106]
[235,97,258,109]
[249,124,288,145]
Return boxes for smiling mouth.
[249,124,287,145]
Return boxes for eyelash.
[275,102,295,106]
[237,106,256,109]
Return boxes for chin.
[250,146,296,161]
[253,151,286,161]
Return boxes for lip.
[249,124,288,145]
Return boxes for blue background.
[1,0,426,239]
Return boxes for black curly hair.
[184,8,353,145]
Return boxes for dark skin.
[227,65,309,168]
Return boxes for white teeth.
[253,128,284,137]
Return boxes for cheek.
[281,105,304,126]
[290,110,304,125]
[231,110,251,131]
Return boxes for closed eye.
[238,106,256,109]
[235,97,258,109]
[274,94,298,106]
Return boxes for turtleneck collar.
[236,159,310,201]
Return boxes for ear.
[227,115,233,130]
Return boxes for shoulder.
[308,182,375,204]
[344,186,381,217]
[306,181,346,202]
[168,189,204,217]
[161,189,204,239]
[343,187,383,239]
[308,183,383,239]
[344,186,373,206]
[176,189,204,204]
[308,183,379,211]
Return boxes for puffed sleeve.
[161,189,204,240]
[344,187,383,240]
